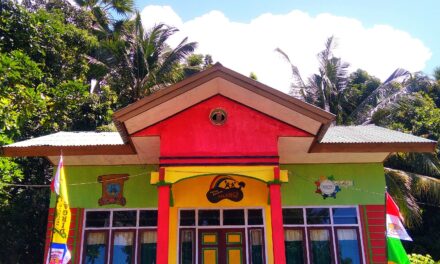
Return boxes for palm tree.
[92,12,197,105]
[277,37,440,226]
[73,0,134,38]
[276,36,350,124]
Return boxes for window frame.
[282,206,365,264]
[284,227,308,264]
[334,226,363,264]
[81,208,158,264]
[83,229,110,264]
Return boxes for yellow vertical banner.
[47,156,71,264]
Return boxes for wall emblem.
[98,174,128,206]
[206,175,245,203]
[315,175,341,199]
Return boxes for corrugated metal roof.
[5,132,124,147]
[321,125,435,144]
[4,125,435,148]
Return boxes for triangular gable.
[133,95,311,161]
[113,63,335,142]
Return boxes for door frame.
[177,207,268,264]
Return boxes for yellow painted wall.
[167,175,274,263]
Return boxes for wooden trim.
[334,226,364,264]
[112,63,335,138]
[307,227,335,264]
[310,142,437,153]
[2,144,136,157]
[82,230,109,264]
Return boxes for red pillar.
[156,168,170,264]
[270,167,286,264]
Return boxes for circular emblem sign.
[315,175,341,199]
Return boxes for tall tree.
[94,12,197,106]
[276,36,350,124]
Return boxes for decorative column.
[156,167,170,264]
[270,166,286,264]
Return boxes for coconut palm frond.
[274,47,307,99]
[349,68,412,124]
[386,168,440,208]
[385,168,422,227]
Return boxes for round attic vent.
[210,108,227,125]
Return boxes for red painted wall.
[44,208,84,264]
[134,95,311,157]
[360,204,387,264]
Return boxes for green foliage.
[0,1,116,262]
[408,253,439,264]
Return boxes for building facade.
[3,64,436,264]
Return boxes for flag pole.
[47,157,61,263]
[385,186,388,263]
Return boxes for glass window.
[139,230,157,264]
[285,229,305,264]
[223,209,245,225]
[180,210,196,226]
[248,209,263,225]
[332,208,358,224]
[86,211,110,228]
[84,231,107,264]
[112,231,134,264]
[336,229,361,264]
[180,230,194,264]
[249,229,264,264]
[198,210,220,226]
[283,208,304,225]
[113,210,136,227]
[139,210,158,226]
[309,229,332,264]
[306,208,330,225]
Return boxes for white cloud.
[140,6,432,94]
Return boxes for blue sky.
[134,0,439,92]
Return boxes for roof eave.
[309,142,437,153]
[112,63,335,138]
[1,144,136,157]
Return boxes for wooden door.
[198,229,246,264]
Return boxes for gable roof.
[112,63,335,142]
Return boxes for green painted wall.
[50,165,158,208]
[280,163,385,206]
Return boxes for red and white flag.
[50,156,63,195]
[386,193,412,241]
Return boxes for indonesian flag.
[386,192,411,264]
[386,193,412,241]
[47,155,71,264]
[50,156,63,195]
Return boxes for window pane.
[112,231,134,264]
[180,230,194,264]
[250,229,264,264]
[283,209,304,225]
[198,210,220,226]
[223,209,245,225]
[332,208,358,224]
[309,229,332,264]
[139,210,158,226]
[180,210,195,226]
[248,209,263,225]
[284,229,305,264]
[337,229,361,264]
[140,230,157,264]
[84,232,107,264]
[113,210,137,227]
[306,208,330,225]
[86,211,110,227]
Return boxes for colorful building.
[2,64,436,264]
